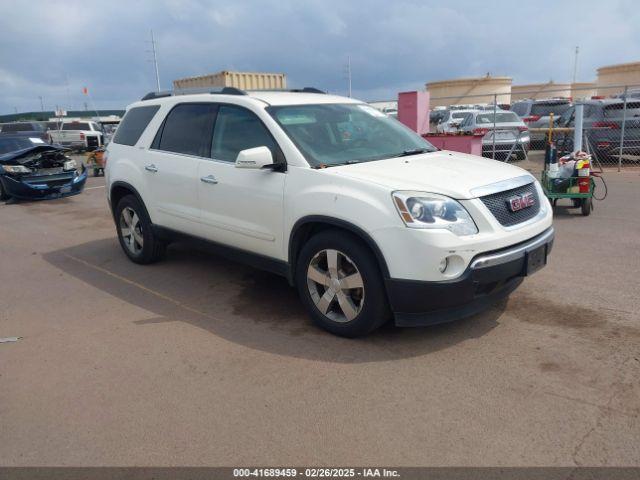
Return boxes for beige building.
[596,61,640,96]
[511,82,571,101]
[570,82,598,100]
[426,75,512,107]
[173,71,287,91]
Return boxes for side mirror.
[235,146,274,169]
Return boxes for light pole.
[150,30,161,92]
[572,46,579,84]
[347,55,352,98]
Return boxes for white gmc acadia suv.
[105,87,554,337]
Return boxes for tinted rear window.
[603,102,640,118]
[156,103,216,157]
[477,112,520,124]
[1,123,41,132]
[62,122,91,131]
[511,103,529,116]
[530,102,571,116]
[113,105,160,146]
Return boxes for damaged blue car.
[0,136,87,201]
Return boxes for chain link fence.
[427,84,640,169]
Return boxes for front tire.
[0,180,10,201]
[115,194,165,264]
[296,230,390,337]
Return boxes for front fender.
[284,166,400,277]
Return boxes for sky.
[1,0,639,114]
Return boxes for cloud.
[0,0,639,114]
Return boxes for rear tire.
[115,194,165,264]
[296,230,390,337]
[581,197,592,216]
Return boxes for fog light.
[438,258,448,273]
[439,255,466,278]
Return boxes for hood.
[329,150,534,199]
[0,145,67,165]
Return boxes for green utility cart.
[540,171,595,216]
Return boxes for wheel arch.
[288,216,391,282]
[109,181,149,221]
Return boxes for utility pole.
[64,74,72,110]
[150,30,161,92]
[347,55,352,98]
[572,46,579,84]
[38,96,44,112]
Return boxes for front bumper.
[0,165,88,200]
[386,227,554,327]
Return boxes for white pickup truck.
[48,120,105,151]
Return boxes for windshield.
[267,103,436,167]
[558,106,575,125]
[0,137,37,155]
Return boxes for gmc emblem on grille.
[506,192,535,212]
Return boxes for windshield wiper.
[394,148,430,157]
[313,159,363,169]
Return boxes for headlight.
[2,165,32,174]
[63,159,77,171]
[392,191,478,236]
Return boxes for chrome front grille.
[479,182,540,227]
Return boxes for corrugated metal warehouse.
[173,71,287,91]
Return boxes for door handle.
[144,164,158,173]
[200,175,218,185]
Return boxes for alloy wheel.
[306,249,364,323]
[119,206,144,255]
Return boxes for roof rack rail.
[245,87,326,94]
[294,87,326,94]
[140,86,326,101]
[141,91,173,101]
[140,87,248,101]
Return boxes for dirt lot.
[1,159,639,467]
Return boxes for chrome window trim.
[470,227,554,270]
[470,175,535,198]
